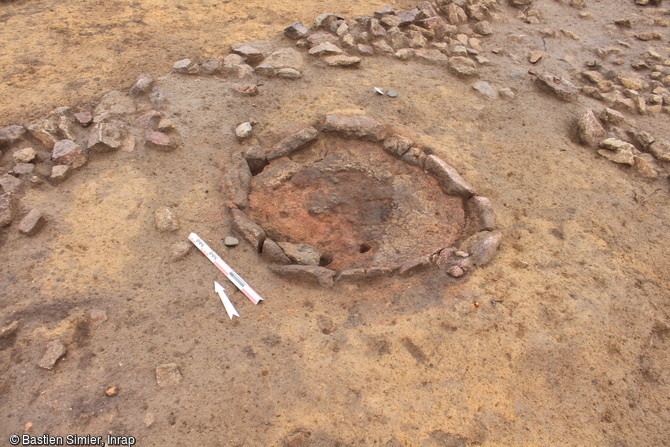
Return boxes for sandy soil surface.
[1,0,669,446]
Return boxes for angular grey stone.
[372,39,394,53]
[465,196,497,232]
[424,155,475,198]
[472,20,493,36]
[461,230,502,267]
[472,81,498,99]
[322,115,385,141]
[0,125,26,145]
[284,21,309,40]
[87,121,126,153]
[18,209,46,236]
[267,127,319,160]
[52,139,87,169]
[221,155,252,209]
[130,74,154,96]
[415,49,449,65]
[0,193,17,227]
[599,108,626,126]
[535,73,579,102]
[262,238,291,264]
[401,147,426,168]
[307,31,340,47]
[577,109,606,147]
[235,122,253,139]
[38,339,67,370]
[154,207,179,232]
[383,134,413,157]
[269,264,335,288]
[173,58,195,73]
[448,56,478,77]
[231,208,266,251]
[50,165,70,183]
[308,42,343,56]
[277,242,321,265]
[12,163,35,175]
[323,55,361,67]
[263,48,304,71]
[0,174,21,194]
[232,41,275,64]
[200,59,222,74]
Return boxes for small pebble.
[224,236,239,247]
[105,386,118,397]
[387,90,398,98]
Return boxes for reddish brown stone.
[231,209,266,251]
[52,139,87,169]
[145,130,175,152]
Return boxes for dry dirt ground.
[1,0,670,446]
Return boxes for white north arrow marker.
[215,281,239,319]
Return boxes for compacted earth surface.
[1,0,669,446]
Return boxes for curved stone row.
[225,113,501,287]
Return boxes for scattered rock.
[322,115,385,141]
[234,84,259,96]
[401,147,426,167]
[284,22,309,40]
[12,148,36,165]
[461,230,502,267]
[231,208,266,251]
[535,73,579,102]
[222,54,254,79]
[173,59,195,73]
[38,339,67,370]
[154,207,179,232]
[0,174,21,194]
[277,242,321,265]
[0,125,26,145]
[424,155,475,198]
[472,81,498,100]
[648,140,670,161]
[73,111,92,127]
[383,134,413,157]
[633,155,658,178]
[398,253,433,275]
[156,363,182,387]
[221,155,252,209]
[52,140,87,169]
[0,193,17,227]
[93,91,136,119]
[236,122,253,140]
[277,68,303,78]
[0,320,19,339]
[447,265,465,278]
[170,241,191,261]
[599,108,626,126]
[18,209,46,236]
[617,74,648,92]
[28,119,60,149]
[262,238,291,264]
[232,41,275,64]
[130,74,154,96]
[12,163,34,175]
[308,42,343,56]
[105,387,118,397]
[529,50,545,64]
[283,429,311,447]
[598,138,635,165]
[144,412,156,428]
[448,56,478,77]
[50,165,70,183]
[472,20,493,36]
[387,90,399,98]
[224,236,240,247]
[466,196,497,232]
[200,58,222,74]
[145,130,176,152]
[415,49,449,65]
[263,47,304,72]
[87,121,126,152]
[577,109,606,147]
[323,55,361,67]
[269,264,335,288]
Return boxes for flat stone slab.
[424,155,475,198]
[322,115,385,141]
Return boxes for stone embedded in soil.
[461,230,502,267]
[50,165,70,183]
[224,236,239,247]
[87,121,126,152]
[94,91,136,119]
[263,47,304,72]
[267,127,319,160]
[402,147,426,167]
[284,21,309,40]
[155,363,182,387]
[254,157,301,190]
[577,109,606,147]
[308,42,343,56]
[0,174,21,194]
[535,73,579,102]
[0,193,17,227]
[0,320,19,339]
[307,32,339,48]
[145,130,175,151]
[130,74,154,96]
[231,208,266,251]
[529,50,545,64]
[232,41,275,64]
[0,124,26,145]
[597,148,635,165]
[28,118,60,149]
[383,134,413,157]
[447,265,465,278]
[335,267,393,282]
[277,242,321,266]
[12,163,35,175]
[18,209,46,236]
[322,115,385,141]
[415,49,449,65]
[398,253,434,275]
[472,20,493,36]
[200,58,223,75]
[173,58,195,73]
[633,155,658,178]
[323,55,361,67]
[73,111,93,127]
[648,140,670,162]
[424,155,475,198]
[136,110,162,128]
[599,108,626,126]
[52,139,87,169]
[235,122,253,140]
[599,138,636,164]
[170,241,191,262]
[38,339,67,370]
[12,147,36,164]
[465,196,497,232]
[277,68,303,79]
[221,155,252,209]
[262,238,291,264]
[269,264,335,288]
[154,207,179,232]
[448,56,478,77]
[90,308,108,323]
[234,84,259,96]
[472,81,498,100]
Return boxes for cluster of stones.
[0,74,179,236]
[576,107,669,178]
[171,0,505,83]
[221,114,501,288]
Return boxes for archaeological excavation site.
[0,0,669,445]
